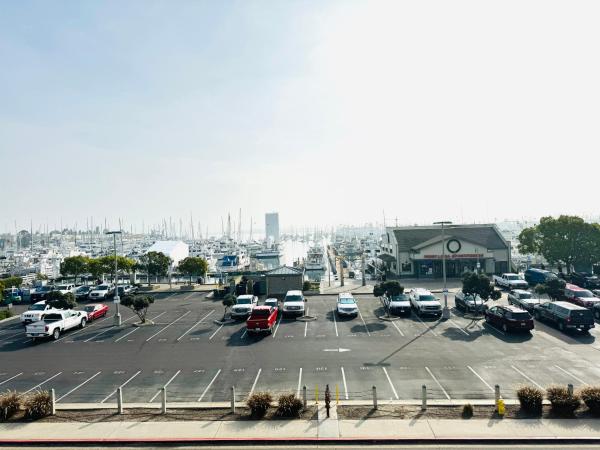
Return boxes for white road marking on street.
[332,309,339,337]
[357,308,371,336]
[425,367,451,400]
[241,329,247,339]
[209,324,224,340]
[304,321,308,337]
[56,372,101,402]
[0,331,24,343]
[511,365,543,390]
[101,370,141,403]
[272,315,282,339]
[249,369,262,397]
[340,367,349,400]
[297,368,303,397]
[198,369,221,402]
[0,372,22,386]
[382,367,399,400]
[554,365,588,385]
[176,310,214,341]
[146,311,190,342]
[84,315,136,342]
[149,370,181,402]
[391,320,405,336]
[467,366,494,392]
[416,317,438,337]
[23,372,62,394]
[115,312,167,342]
[483,322,505,337]
[449,319,470,336]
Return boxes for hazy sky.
[2,0,599,235]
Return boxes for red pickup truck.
[246,306,278,334]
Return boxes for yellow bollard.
[315,385,319,405]
[497,398,505,417]
[336,384,339,405]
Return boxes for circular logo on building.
[446,239,461,254]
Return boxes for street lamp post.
[434,221,452,320]
[106,230,122,326]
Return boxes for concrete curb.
[0,315,18,325]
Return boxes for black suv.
[534,301,595,332]
[29,285,55,302]
[569,272,600,289]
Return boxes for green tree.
[46,291,77,310]
[98,256,136,284]
[121,294,155,323]
[462,272,501,303]
[178,257,209,284]
[374,281,404,316]
[222,293,236,320]
[36,273,48,281]
[87,258,106,281]
[60,256,89,284]
[0,277,22,288]
[138,252,171,285]
[518,216,600,273]
[534,277,565,301]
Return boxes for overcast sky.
[1,0,599,235]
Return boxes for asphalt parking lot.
[2,291,600,405]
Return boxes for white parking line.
[391,320,405,337]
[332,309,339,337]
[272,315,282,339]
[467,365,494,392]
[114,327,140,342]
[241,329,247,339]
[84,315,136,342]
[340,367,349,400]
[101,370,141,403]
[0,331,24,344]
[176,310,214,341]
[554,365,588,386]
[416,317,438,337]
[198,369,221,402]
[382,367,399,400]
[145,311,190,342]
[23,372,62,394]
[249,369,262,397]
[425,367,451,400]
[357,308,371,336]
[149,370,182,402]
[304,321,308,338]
[449,319,470,336]
[56,372,101,402]
[297,368,303,397]
[53,315,113,343]
[511,365,543,390]
[0,372,22,386]
[209,324,224,340]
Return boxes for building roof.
[378,253,396,264]
[390,224,508,252]
[146,240,188,257]
[266,265,303,276]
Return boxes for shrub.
[461,403,473,418]
[546,385,580,416]
[517,385,544,414]
[0,390,21,421]
[579,386,600,415]
[302,281,311,291]
[23,390,52,420]
[276,393,303,418]
[247,391,273,418]
[0,309,14,320]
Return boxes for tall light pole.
[434,221,452,320]
[106,230,122,326]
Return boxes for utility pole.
[434,221,452,320]
[106,230,122,326]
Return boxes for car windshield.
[40,286,52,292]
[575,291,594,298]
[419,295,437,301]
[56,285,68,290]
[96,286,108,291]
[43,314,62,322]
[390,295,409,301]
[339,298,356,304]
[506,275,520,280]
[77,286,89,292]
[519,293,532,299]
[284,295,303,302]
[237,298,252,304]
[29,304,46,311]
[83,306,95,312]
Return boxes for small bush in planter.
[461,403,473,418]
[247,391,273,418]
[0,390,21,421]
[23,390,52,420]
[578,386,600,415]
[517,385,544,414]
[546,385,580,416]
[276,393,303,418]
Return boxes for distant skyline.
[2,1,599,234]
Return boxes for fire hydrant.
[325,384,331,418]
[497,398,505,417]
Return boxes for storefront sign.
[422,254,484,259]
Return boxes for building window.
[401,262,412,272]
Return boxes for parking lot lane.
[0,372,22,387]
[204,366,256,402]
[424,366,452,400]
[276,316,306,340]
[122,369,178,403]
[342,365,395,401]
[469,364,531,398]
[55,371,102,402]
[81,315,137,342]
[197,369,223,402]
[251,366,298,398]
[301,365,345,402]
[23,371,62,394]
[429,366,494,399]
[521,361,585,387]
[385,366,445,400]
[145,311,190,342]
[156,369,217,402]
[101,370,141,403]
[0,330,25,345]
[176,310,215,341]
[0,371,60,394]
[148,370,181,402]
[553,364,588,386]
[53,314,114,344]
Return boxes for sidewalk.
[319,279,463,295]
[2,416,600,444]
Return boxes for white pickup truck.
[408,288,443,317]
[26,310,87,341]
[20,301,55,325]
[493,273,529,290]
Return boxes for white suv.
[88,284,114,300]
[336,293,358,317]
[230,295,258,319]
[282,290,305,317]
[55,284,76,295]
[20,301,56,325]
[409,288,442,318]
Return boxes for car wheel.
[52,328,60,340]
[502,323,508,333]
[595,310,600,320]
[80,318,86,329]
